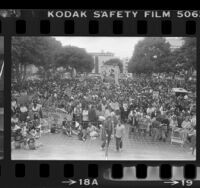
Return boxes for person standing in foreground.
[101,116,113,150]
[115,120,125,152]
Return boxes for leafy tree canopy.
[104,58,123,73]
[128,37,196,74]
[12,37,94,82]
[55,46,94,73]
[172,37,196,70]
[128,37,172,74]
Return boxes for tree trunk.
[16,63,21,84]
[19,63,23,82]
[72,68,77,77]
[22,64,27,82]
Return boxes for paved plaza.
[12,125,195,161]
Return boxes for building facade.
[122,57,129,74]
[89,52,114,74]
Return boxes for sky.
[54,37,144,59]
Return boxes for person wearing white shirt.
[191,114,196,127]
[115,121,125,152]
[104,106,111,119]
[82,108,89,122]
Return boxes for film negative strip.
[0,9,199,188]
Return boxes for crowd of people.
[11,70,196,154]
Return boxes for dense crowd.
[11,71,196,153]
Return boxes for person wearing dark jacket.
[101,116,113,150]
[88,105,97,123]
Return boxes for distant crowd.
[11,70,196,153]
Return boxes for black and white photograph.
[0,37,4,159]
[0,9,21,18]
[11,37,196,160]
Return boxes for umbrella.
[172,88,189,93]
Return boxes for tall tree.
[172,37,196,71]
[34,37,62,79]
[128,37,172,74]
[55,46,94,76]
[104,58,123,73]
[12,37,62,82]
[12,37,40,83]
